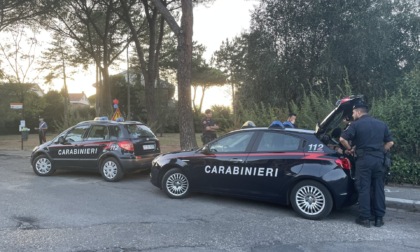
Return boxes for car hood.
[157,149,199,159]
[315,95,364,136]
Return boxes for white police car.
[31,120,160,182]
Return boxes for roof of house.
[69,92,90,106]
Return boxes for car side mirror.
[202,145,211,154]
[58,136,65,144]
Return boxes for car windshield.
[209,131,254,153]
[125,124,156,138]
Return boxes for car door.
[47,124,90,168]
[186,130,257,194]
[241,130,304,201]
[77,124,110,168]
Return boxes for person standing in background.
[283,113,297,128]
[35,117,48,144]
[201,109,219,145]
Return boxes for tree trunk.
[198,85,207,114]
[96,65,102,116]
[177,0,197,150]
[100,66,113,117]
[61,57,69,123]
[192,85,198,113]
[150,0,197,150]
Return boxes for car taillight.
[118,141,134,152]
[335,158,351,170]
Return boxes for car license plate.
[143,144,155,150]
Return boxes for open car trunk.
[315,95,364,139]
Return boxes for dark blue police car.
[31,120,160,182]
[150,96,364,219]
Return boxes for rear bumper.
[330,178,358,209]
[119,153,160,172]
[322,168,358,209]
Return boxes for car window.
[65,125,90,142]
[125,124,155,138]
[257,132,301,152]
[87,125,109,140]
[209,131,254,153]
[109,126,122,140]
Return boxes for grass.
[0,133,203,153]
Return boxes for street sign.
[10,103,23,109]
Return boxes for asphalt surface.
[2,149,420,213]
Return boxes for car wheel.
[162,168,190,199]
[100,157,124,182]
[290,180,333,220]
[33,155,56,176]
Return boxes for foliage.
[42,91,65,132]
[0,83,45,134]
[234,102,283,129]
[151,0,198,150]
[371,66,420,165]
[191,65,227,114]
[53,106,95,133]
[390,157,420,185]
[0,0,48,32]
[207,105,233,133]
[42,0,129,116]
[213,34,249,110]
[0,26,40,84]
[236,0,420,108]
[109,70,176,129]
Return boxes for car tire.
[33,155,56,176]
[290,180,333,220]
[162,168,190,199]
[100,157,124,182]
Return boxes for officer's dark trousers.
[38,131,46,144]
[202,133,216,145]
[355,154,386,219]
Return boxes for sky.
[192,0,258,110]
[47,0,259,109]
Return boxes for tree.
[117,0,169,128]
[150,0,197,149]
[42,90,66,132]
[191,64,226,114]
[0,26,39,84]
[0,83,45,133]
[38,32,78,124]
[237,0,420,108]
[214,35,249,112]
[0,0,46,32]
[42,0,129,117]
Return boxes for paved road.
[0,154,419,252]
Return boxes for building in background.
[68,92,90,108]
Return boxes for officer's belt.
[355,148,384,158]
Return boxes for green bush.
[390,157,420,185]
[372,66,420,185]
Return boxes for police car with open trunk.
[150,96,365,219]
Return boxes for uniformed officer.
[339,101,394,228]
[283,113,297,128]
[34,117,48,144]
[201,109,219,145]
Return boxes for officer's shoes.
[355,217,371,228]
[374,217,384,227]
